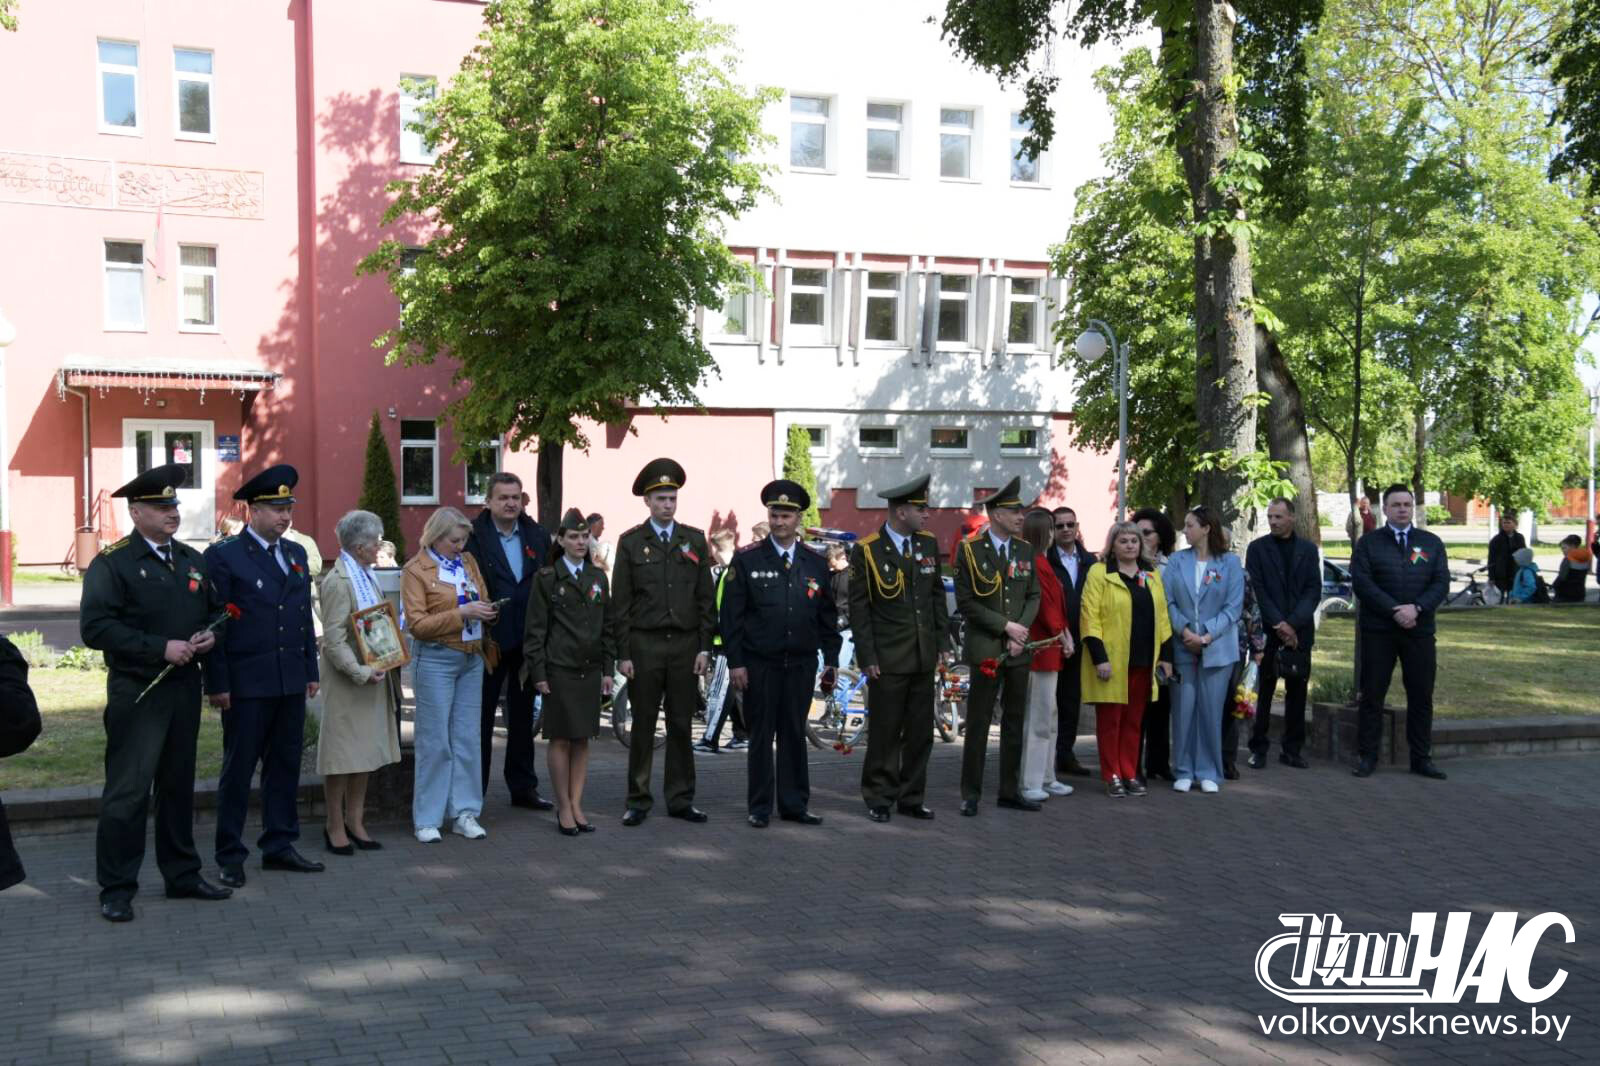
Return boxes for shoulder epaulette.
[736,541,763,555]
[859,531,880,545]
[963,532,985,544]
[621,522,647,539]
[537,565,556,577]
[213,535,238,546]
[101,536,131,555]
[679,523,705,537]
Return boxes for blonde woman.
[402,507,499,842]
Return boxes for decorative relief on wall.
[0,151,265,218]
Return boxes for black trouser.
[1249,641,1310,757]
[861,670,935,810]
[1054,647,1084,768]
[1139,682,1172,777]
[98,672,203,902]
[960,659,1028,803]
[1358,628,1436,765]
[0,800,21,892]
[625,629,699,813]
[481,644,539,800]
[744,656,815,818]
[215,693,305,867]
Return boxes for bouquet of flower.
[1233,658,1259,720]
[978,632,1070,677]
[138,603,242,703]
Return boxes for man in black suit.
[0,634,42,892]
[1348,485,1451,779]
[1485,514,1526,604]
[1046,506,1095,777]
[465,472,553,811]
[1244,497,1321,769]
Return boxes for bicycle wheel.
[606,680,667,750]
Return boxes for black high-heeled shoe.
[323,829,354,856]
[575,821,596,833]
[556,815,580,837]
[347,829,383,851]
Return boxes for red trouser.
[1094,667,1151,782]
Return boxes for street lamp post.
[1074,320,1127,520]
[1588,387,1598,547]
[0,305,14,608]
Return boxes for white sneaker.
[1044,780,1074,796]
[1021,788,1050,802]
[415,826,441,843]
[1198,779,1220,794]
[452,813,487,839]
[1173,777,1193,793]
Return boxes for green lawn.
[0,668,225,792]
[1310,607,1599,718]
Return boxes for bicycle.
[806,665,869,751]
[1444,563,1490,608]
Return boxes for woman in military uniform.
[523,509,617,836]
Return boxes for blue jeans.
[412,642,485,829]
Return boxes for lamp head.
[1074,328,1108,363]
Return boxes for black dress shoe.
[323,829,355,856]
[1123,778,1148,796]
[895,805,935,820]
[867,806,892,823]
[996,796,1042,812]
[511,792,556,811]
[747,814,769,828]
[668,806,709,823]
[780,811,823,825]
[1279,753,1309,769]
[348,832,383,851]
[218,865,246,888]
[1247,752,1267,769]
[1352,758,1376,778]
[959,799,978,817]
[1411,762,1447,780]
[263,848,325,873]
[1057,760,1092,778]
[557,819,580,837]
[1223,764,1240,781]
[1147,768,1177,783]
[621,808,648,827]
[100,899,134,923]
[165,878,232,901]
[576,821,596,833]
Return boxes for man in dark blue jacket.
[204,465,323,885]
[465,472,553,810]
[1348,485,1451,780]
[1244,497,1322,769]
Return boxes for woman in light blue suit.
[1163,505,1243,793]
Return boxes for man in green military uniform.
[80,464,233,922]
[612,458,716,825]
[849,474,950,823]
[955,476,1041,816]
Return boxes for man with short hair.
[1047,506,1095,777]
[466,471,553,811]
[1486,513,1526,604]
[1244,497,1321,769]
[1348,485,1450,779]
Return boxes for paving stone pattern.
[2,740,1596,1066]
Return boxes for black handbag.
[1275,644,1311,680]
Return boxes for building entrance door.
[122,420,216,544]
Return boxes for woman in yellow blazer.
[1080,521,1174,797]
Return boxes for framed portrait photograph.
[350,600,410,671]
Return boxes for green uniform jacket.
[80,535,221,684]
[611,522,715,654]
[522,558,618,686]
[847,527,950,675]
[954,533,1040,667]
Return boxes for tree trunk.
[1255,325,1320,543]
[535,437,563,532]
[1410,406,1427,523]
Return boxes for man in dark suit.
[1348,484,1451,780]
[955,476,1041,815]
[204,465,324,885]
[1244,497,1322,769]
[1046,506,1095,777]
[1,635,43,893]
[465,472,553,811]
[721,480,841,828]
[1485,513,1526,604]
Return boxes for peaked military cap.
[878,474,931,506]
[112,463,186,503]
[632,457,686,496]
[977,476,1024,511]
[559,508,588,532]
[761,479,809,512]
[235,463,299,504]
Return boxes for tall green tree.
[360,0,775,527]
[0,1,17,32]
[779,426,822,529]
[357,412,406,559]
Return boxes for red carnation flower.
[224,603,243,620]
[979,657,999,678]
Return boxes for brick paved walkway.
[3,741,1596,1065]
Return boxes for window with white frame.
[103,240,145,330]
[863,272,902,344]
[715,287,754,339]
[999,427,1041,455]
[399,75,438,164]
[857,426,900,455]
[937,275,974,345]
[790,95,829,169]
[464,441,502,505]
[930,427,970,455]
[800,425,828,457]
[1007,278,1044,348]
[97,40,140,134]
[178,245,217,330]
[865,102,904,175]
[1010,111,1043,183]
[400,419,439,503]
[787,267,831,344]
[940,108,974,179]
[174,49,214,139]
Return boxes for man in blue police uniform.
[721,480,841,828]
[80,464,233,921]
[204,465,324,885]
